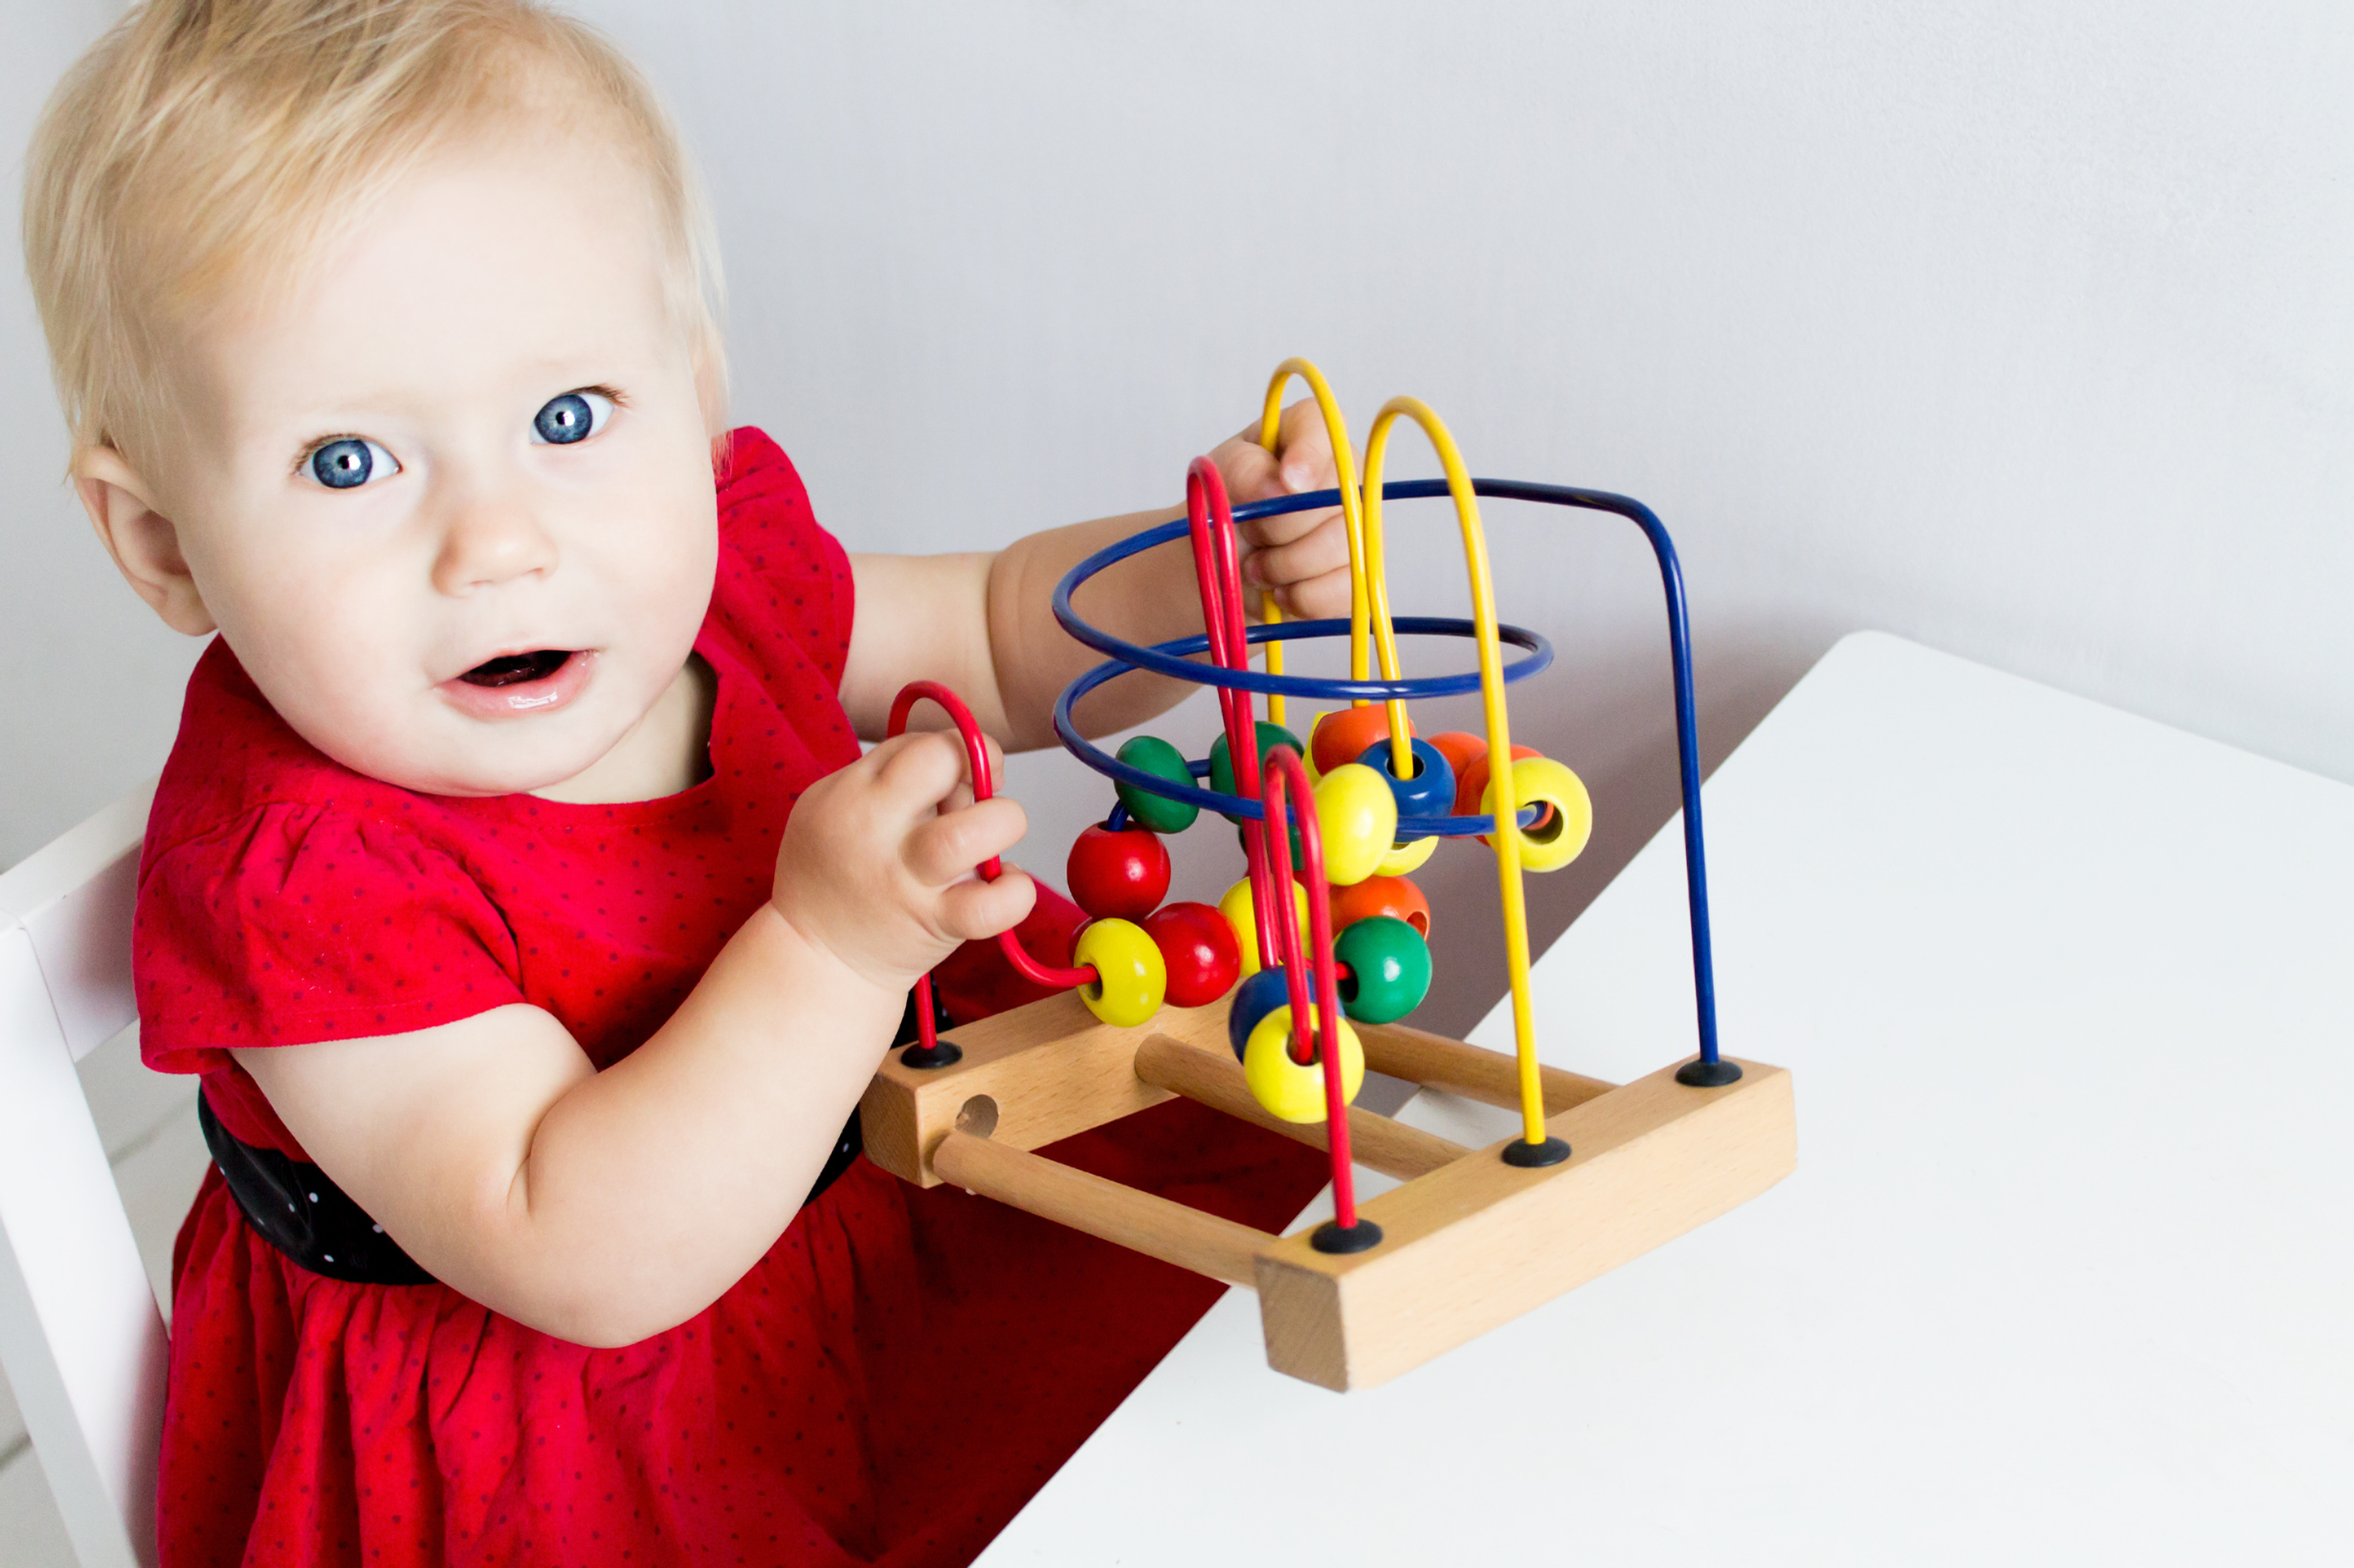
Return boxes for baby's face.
[149,117,720,797]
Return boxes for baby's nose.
[433,497,559,594]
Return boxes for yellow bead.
[1243,1005,1365,1123]
[1074,917,1166,1026]
[1372,833,1438,878]
[1295,710,1326,784]
[1311,762,1399,888]
[1481,756,1593,872]
[1217,876,1312,976]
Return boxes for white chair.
[0,782,166,1568]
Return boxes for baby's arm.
[838,401,1349,749]
[233,730,1031,1347]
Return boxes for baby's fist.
[1211,398,1351,622]
[772,730,1034,990]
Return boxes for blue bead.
[1358,737,1456,823]
[1228,966,1295,1062]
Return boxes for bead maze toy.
[858,360,1795,1392]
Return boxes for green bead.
[1208,721,1306,819]
[1114,735,1200,832]
[1334,916,1432,1025]
[1236,818,1305,870]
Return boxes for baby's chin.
[307,707,635,801]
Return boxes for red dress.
[137,429,1325,1567]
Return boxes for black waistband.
[203,1093,871,1287]
[199,1091,437,1285]
[200,1003,908,1286]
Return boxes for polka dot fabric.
[137,429,1331,1566]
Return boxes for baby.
[23,2,1353,1562]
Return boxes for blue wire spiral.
[1048,477,1726,1070]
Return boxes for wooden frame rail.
[860,990,1795,1390]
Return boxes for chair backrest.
[0,782,165,1568]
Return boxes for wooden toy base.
[859,991,1795,1391]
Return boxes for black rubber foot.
[1312,1219,1385,1254]
[899,1041,964,1070]
[1676,1056,1743,1088]
[1501,1135,1572,1168]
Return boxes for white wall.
[3,0,197,876]
[5,0,2349,1034]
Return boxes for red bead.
[1066,823,1170,920]
[1143,901,1243,1008]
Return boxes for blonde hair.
[23,0,725,464]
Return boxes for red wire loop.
[1185,460,1284,953]
[1183,464,1360,1226]
[1255,746,1361,1231]
[886,680,1094,1056]
[890,474,1362,1230]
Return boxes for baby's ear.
[73,446,216,636]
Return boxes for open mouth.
[459,650,576,688]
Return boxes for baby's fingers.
[1243,509,1350,593]
[1213,430,1282,505]
[935,865,1037,943]
[935,734,1008,816]
[872,728,1008,815]
[865,729,967,810]
[903,795,1028,888]
[1269,396,1341,496]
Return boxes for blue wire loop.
[1050,477,1724,1071]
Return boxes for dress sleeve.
[134,803,525,1076]
[712,426,856,692]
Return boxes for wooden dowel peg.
[1355,1022,1612,1116]
[1133,1033,1469,1182]
[930,1130,1275,1288]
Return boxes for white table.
[977,631,2354,1566]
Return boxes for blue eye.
[306,437,400,489]
[533,389,614,446]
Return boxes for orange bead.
[1455,743,1541,819]
[1311,705,1410,778]
[1426,732,1486,791]
[1329,874,1432,939]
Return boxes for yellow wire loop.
[1260,360,1411,775]
[1362,397,1546,1147]
[1261,603,1286,729]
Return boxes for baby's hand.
[771,730,1035,991]
[1214,397,1349,621]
